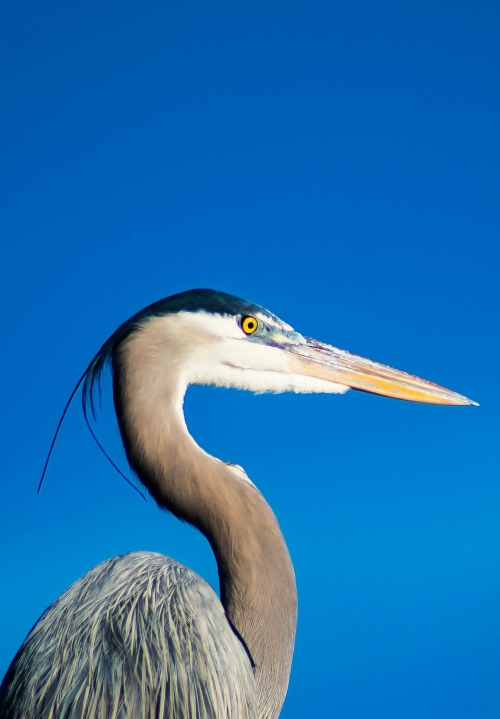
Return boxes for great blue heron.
[0,289,476,719]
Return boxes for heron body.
[0,290,475,719]
[1,553,257,718]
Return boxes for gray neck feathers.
[112,323,297,719]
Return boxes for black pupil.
[246,318,255,331]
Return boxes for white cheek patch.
[173,311,244,340]
[153,311,350,395]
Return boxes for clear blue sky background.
[1,1,499,717]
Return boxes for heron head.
[84,289,476,409]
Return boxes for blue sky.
[1,1,499,716]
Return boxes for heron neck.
[113,338,297,719]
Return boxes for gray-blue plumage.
[0,552,256,719]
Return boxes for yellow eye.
[241,315,259,335]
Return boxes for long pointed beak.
[286,337,477,406]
